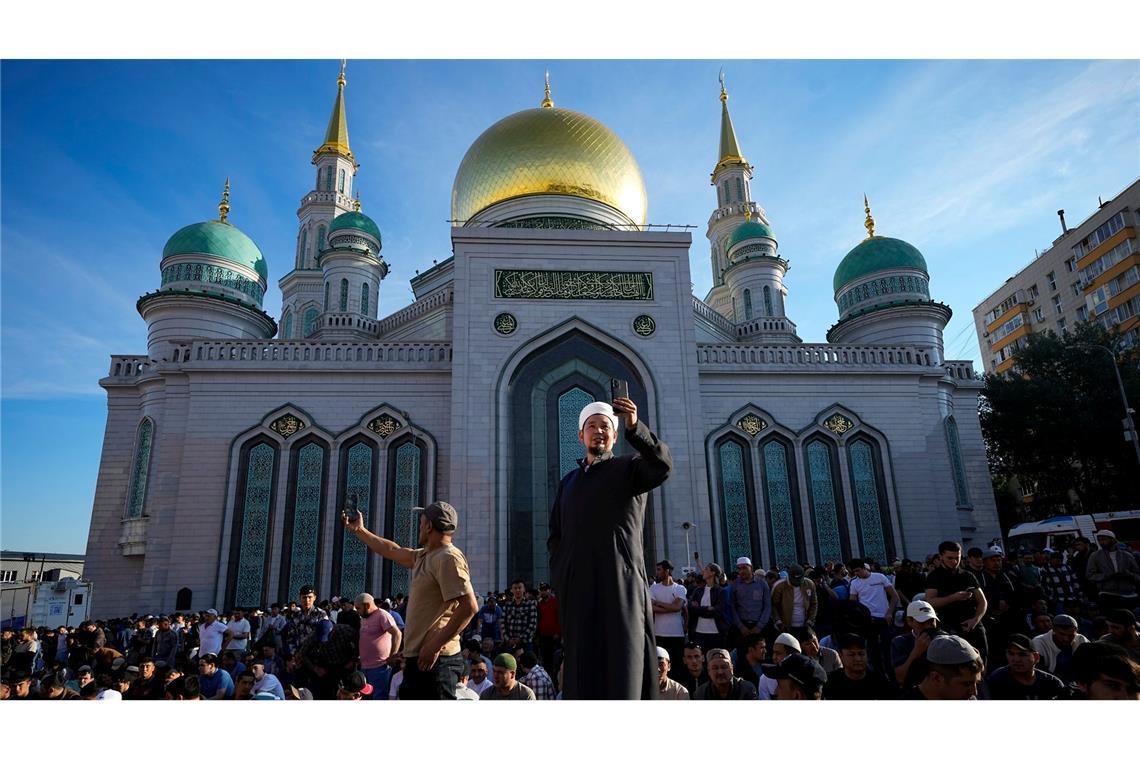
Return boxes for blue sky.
[2,59,1138,554]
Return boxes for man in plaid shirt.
[502,580,538,654]
[1039,551,1081,612]
[518,651,557,699]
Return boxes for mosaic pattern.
[367,414,403,438]
[340,442,373,599]
[736,414,767,437]
[494,313,518,335]
[837,274,930,315]
[299,229,308,266]
[339,279,349,311]
[497,216,611,231]
[269,413,305,439]
[360,283,369,315]
[282,312,293,340]
[317,226,326,253]
[558,388,595,478]
[730,242,777,260]
[287,443,324,600]
[390,442,422,596]
[632,314,656,336]
[763,441,798,569]
[849,440,888,563]
[763,286,774,317]
[744,289,754,320]
[234,443,275,608]
[944,417,970,506]
[494,269,653,300]
[126,418,153,518]
[718,440,752,565]
[806,441,844,563]
[823,413,855,436]
[324,283,330,311]
[303,309,319,338]
[161,262,264,304]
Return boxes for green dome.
[833,235,928,293]
[329,211,381,243]
[162,221,268,282]
[727,219,776,249]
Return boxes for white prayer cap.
[579,402,618,432]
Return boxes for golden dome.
[451,106,648,227]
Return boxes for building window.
[387,439,423,597]
[761,438,801,569]
[336,440,375,600]
[324,282,330,311]
[1077,305,1089,321]
[126,418,155,519]
[338,168,346,193]
[281,311,293,340]
[229,440,277,609]
[1,570,15,582]
[303,308,319,337]
[722,181,730,204]
[1071,282,1082,297]
[847,438,891,564]
[763,286,773,317]
[944,416,970,506]
[558,388,595,479]
[282,439,326,602]
[743,289,753,320]
[298,229,308,269]
[717,438,756,565]
[1057,317,1067,333]
[360,283,369,315]
[1052,294,1063,314]
[1083,211,1125,253]
[1028,284,1039,298]
[324,166,334,192]
[735,177,744,203]
[339,279,349,311]
[1065,256,1077,272]
[317,226,326,253]
[30,571,42,582]
[1046,271,1057,291]
[1034,306,1044,323]
[805,439,847,564]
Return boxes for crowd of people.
[2,529,1137,701]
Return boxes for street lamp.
[1075,342,1140,466]
[680,521,701,574]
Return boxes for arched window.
[316,225,326,254]
[731,296,738,321]
[324,166,333,192]
[735,176,744,202]
[722,180,730,204]
[944,416,970,506]
[175,587,192,611]
[298,229,308,269]
[282,311,293,340]
[303,308,319,337]
[126,418,154,518]
[760,438,802,569]
[763,286,773,317]
[338,168,346,193]
[743,289,753,321]
[847,437,892,563]
[557,387,595,478]
[281,438,327,601]
[324,282,330,311]
[339,278,349,311]
[315,167,322,190]
[805,438,849,563]
[228,439,278,609]
[360,282,369,315]
[716,437,757,565]
[335,439,376,599]
[386,438,424,596]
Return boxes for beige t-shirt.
[402,543,474,658]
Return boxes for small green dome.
[833,235,928,293]
[329,211,381,243]
[727,218,776,249]
[162,221,268,282]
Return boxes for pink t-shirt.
[358,608,397,669]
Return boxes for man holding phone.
[548,389,673,699]
[926,540,989,665]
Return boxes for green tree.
[980,322,1139,527]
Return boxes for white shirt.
[757,674,777,700]
[455,683,481,701]
[849,573,892,619]
[790,585,806,627]
[649,581,688,637]
[467,676,494,696]
[695,587,719,635]
[197,620,228,656]
[225,618,251,650]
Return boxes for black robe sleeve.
[622,420,672,494]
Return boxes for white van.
[1006,510,1140,555]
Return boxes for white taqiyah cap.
[656,646,670,661]
[774,632,802,652]
[1095,530,1116,540]
[578,402,618,432]
[736,556,752,567]
[906,600,938,623]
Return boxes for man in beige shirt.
[342,500,478,699]
[656,646,689,700]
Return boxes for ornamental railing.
[374,285,454,336]
[108,355,153,378]
[736,315,798,339]
[691,296,737,337]
[696,343,937,369]
[943,360,979,381]
[167,340,452,367]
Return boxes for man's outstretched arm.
[341,510,417,569]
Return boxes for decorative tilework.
[339,279,349,312]
[718,440,752,565]
[282,312,293,340]
[806,441,844,563]
[944,417,970,506]
[390,442,421,596]
[287,443,323,600]
[361,283,369,315]
[340,442,373,599]
[837,273,930,314]
[558,388,595,478]
[161,262,264,304]
[496,216,610,231]
[234,443,275,608]
[763,286,774,317]
[303,308,319,338]
[849,440,888,564]
[494,270,653,300]
[763,441,797,569]
[126,418,153,519]
[744,289,754,321]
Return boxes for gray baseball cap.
[927,634,980,665]
[413,501,458,533]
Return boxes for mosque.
[84,65,999,616]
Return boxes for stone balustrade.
[943,360,979,381]
[736,315,798,339]
[375,285,454,336]
[167,340,452,367]
[109,355,153,378]
[691,296,737,337]
[696,343,937,370]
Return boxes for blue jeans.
[363,664,391,700]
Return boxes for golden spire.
[353,191,361,212]
[314,60,356,166]
[714,70,746,174]
[864,194,876,239]
[217,177,231,223]
[744,206,753,222]
[719,69,728,103]
[541,69,554,109]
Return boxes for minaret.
[279,61,360,340]
[703,73,776,321]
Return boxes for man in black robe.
[548,396,672,699]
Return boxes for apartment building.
[974,178,1140,375]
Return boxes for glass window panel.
[234,443,275,607]
[849,440,888,564]
[126,419,154,518]
[806,441,844,563]
[340,442,373,599]
[286,443,324,600]
[389,442,422,596]
[763,441,797,569]
[718,440,752,564]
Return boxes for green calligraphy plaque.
[494,269,653,300]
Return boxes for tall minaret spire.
[217,177,231,223]
[541,69,554,108]
[715,70,746,173]
[313,60,356,166]
[864,194,876,239]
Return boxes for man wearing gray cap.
[901,634,984,700]
[548,395,672,699]
[342,500,478,699]
[1086,529,1140,613]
